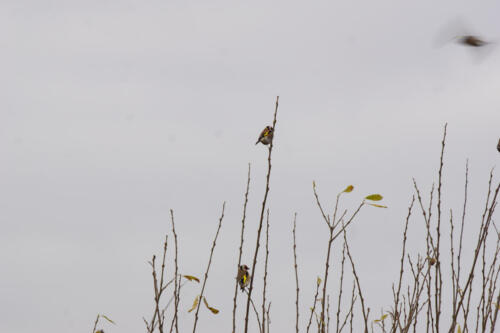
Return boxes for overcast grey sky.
[1,0,500,332]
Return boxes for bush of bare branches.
[92,98,500,333]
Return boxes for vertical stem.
[170,210,180,333]
[306,277,321,333]
[391,197,415,332]
[266,303,272,333]
[320,226,335,333]
[336,242,346,333]
[232,164,252,333]
[434,123,447,333]
[244,96,279,333]
[192,202,226,333]
[292,213,300,333]
[92,314,100,333]
[343,230,369,333]
[262,210,270,333]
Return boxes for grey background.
[1,0,500,332]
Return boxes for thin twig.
[343,229,369,333]
[336,242,347,333]
[244,289,263,333]
[232,163,251,333]
[244,96,279,333]
[267,303,272,333]
[170,210,179,333]
[327,295,331,333]
[292,213,300,333]
[434,123,446,333]
[348,282,356,333]
[262,209,270,333]
[147,235,169,333]
[449,208,457,331]
[92,314,100,333]
[306,278,321,333]
[192,202,226,333]
[391,196,415,332]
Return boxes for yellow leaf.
[183,275,200,283]
[368,203,388,208]
[188,295,200,313]
[365,194,383,201]
[374,314,388,323]
[343,185,354,193]
[96,330,104,333]
[100,315,115,325]
[493,302,500,309]
[317,277,322,286]
[203,297,220,314]
[457,324,462,333]
[208,307,219,314]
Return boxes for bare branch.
[292,213,300,333]
[170,210,179,333]
[232,163,252,333]
[192,202,226,333]
[262,210,270,333]
[244,96,279,333]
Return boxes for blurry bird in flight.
[255,126,274,145]
[458,35,488,47]
[435,18,493,52]
[237,265,250,291]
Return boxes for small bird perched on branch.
[255,126,274,145]
[497,138,500,152]
[237,265,250,291]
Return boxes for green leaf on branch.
[100,315,115,325]
[203,297,219,314]
[368,203,388,208]
[365,194,383,201]
[374,314,388,323]
[343,185,354,193]
[183,275,200,283]
[188,295,200,313]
